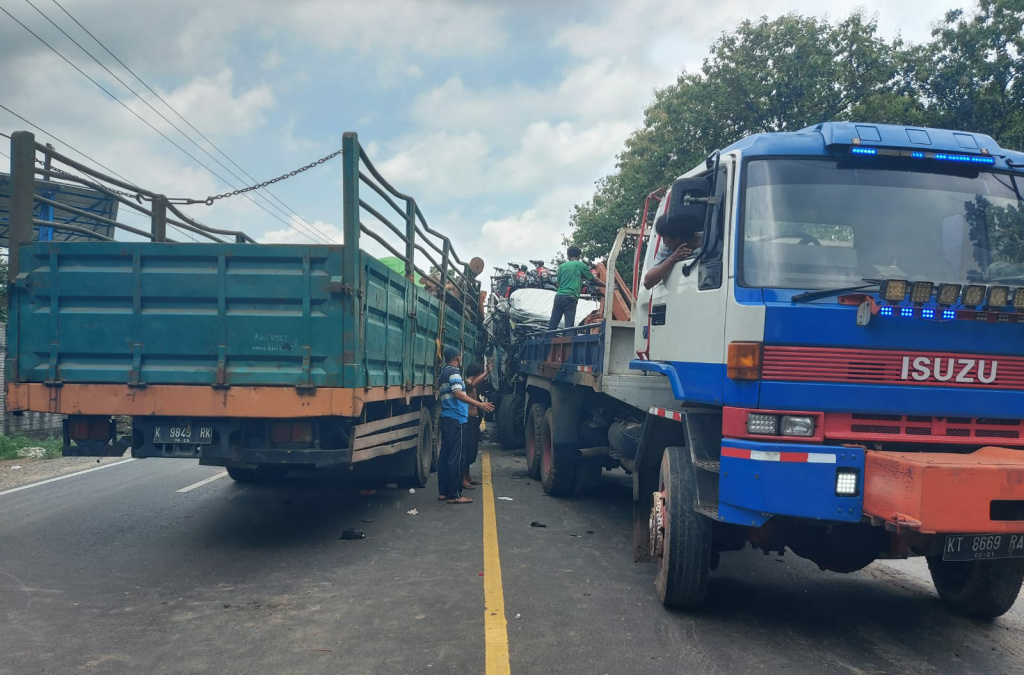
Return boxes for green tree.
[915,0,1024,150]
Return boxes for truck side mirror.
[654,176,711,236]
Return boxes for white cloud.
[154,69,274,137]
[260,216,343,245]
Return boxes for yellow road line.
[481,452,511,675]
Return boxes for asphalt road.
[2,442,1023,675]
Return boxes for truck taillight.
[69,417,111,441]
[727,342,762,380]
[270,422,313,445]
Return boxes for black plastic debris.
[340,529,366,540]
[530,521,547,528]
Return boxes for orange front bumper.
[864,446,1024,534]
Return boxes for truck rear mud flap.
[864,446,1024,534]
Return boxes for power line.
[48,0,336,245]
[1,3,328,244]
[0,108,197,242]
[0,102,137,184]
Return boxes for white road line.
[0,458,137,498]
[176,472,228,493]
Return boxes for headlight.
[746,413,778,435]
[781,415,815,437]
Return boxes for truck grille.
[825,413,1024,446]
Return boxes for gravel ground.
[0,452,130,492]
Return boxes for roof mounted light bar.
[849,146,996,165]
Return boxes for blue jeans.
[548,294,578,330]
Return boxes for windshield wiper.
[791,282,879,303]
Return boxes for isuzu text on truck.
[507,122,1024,618]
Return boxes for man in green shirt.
[547,246,604,330]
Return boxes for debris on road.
[385,483,399,489]
[409,488,416,494]
[340,529,366,540]
[530,521,546,528]
[11,466,22,470]
[16,447,46,459]
[498,496,513,501]
[407,509,419,515]
[515,613,521,619]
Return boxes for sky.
[0,0,968,279]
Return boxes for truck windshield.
[740,158,1024,290]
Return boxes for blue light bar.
[943,309,956,320]
[922,309,935,319]
[934,153,996,165]
[849,147,996,165]
[880,306,893,316]
[900,307,914,317]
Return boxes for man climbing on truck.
[548,245,604,330]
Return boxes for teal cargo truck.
[4,131,484,485]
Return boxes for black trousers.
[462,415,482,472]
[438,416,464,499]
[548,293,578,330]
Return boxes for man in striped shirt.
[438,346,493,504]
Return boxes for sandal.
[461,484,476,490]
[469,480,482,485]
[438,495,448,501]
[447,496,473,504]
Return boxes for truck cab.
[519,121,1024,618]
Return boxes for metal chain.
[194,148,344,206]
[31,147,343,206]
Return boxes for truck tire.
[399,408,433,488]
[496,393,525,450]
[227,466,289,484]
[540,408,576,496]
[926,556,1024,619]
[654,446,712,609]
[525,403,546,480]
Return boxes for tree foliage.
[567,0,1024,284]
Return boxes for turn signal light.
[727,342,762,380]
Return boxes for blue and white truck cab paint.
[520,122,1024,617]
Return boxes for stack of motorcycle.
[483,259,602,449]
[490,260,558,298]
